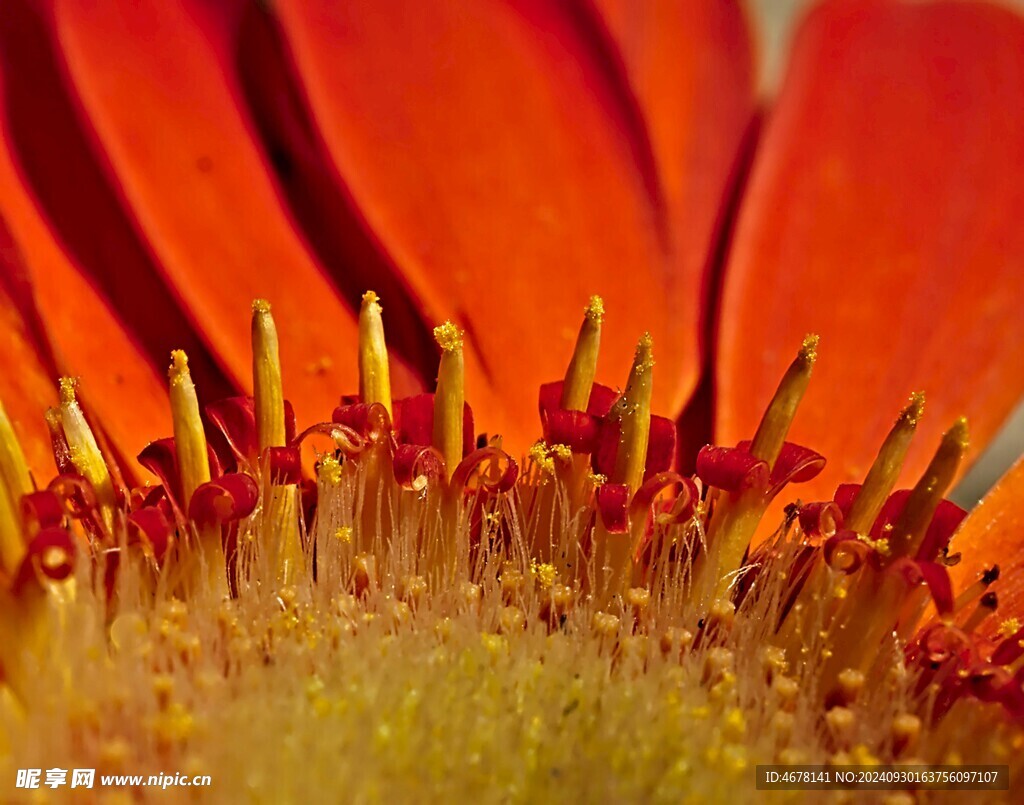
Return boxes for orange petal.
[949,457,1024,620]
[592,0,755,339]
[270,1,752,452]
[0,0,231,403]
[0,226,59,481]
[718,0,1024,501]
[46,0,421,433]
[0,26,171,481]
[0,153,171,482]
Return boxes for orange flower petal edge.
[0,0,232,404]
[717,0,1024,503]
[270,0,754,453]
[45,0,423,433]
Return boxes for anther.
[251,299,286,452]
[560,295,604,411]
[433,321,465,480]
[168,351,211,507]
[846,392,925,533]
[358,291,392,417]
[889,417,969,560]
[749,334,818,468]
[59,377,116,531]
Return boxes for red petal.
[631,472,698,525]
[718,0,1024,499]
[736,440,825,497]
[595,483,630,534]
[393,395,474,456]
[266,446,302,486]
[539,381,619,419]
[20,490,65,534]
[916,499,967,563]
[126,506,173,562]
[393,445,446,491]
[13,525,75,591]
[136,439,184,521]
[188,473,259,527]
[833,483,861,519]
[538,381,619,453]
[594,415,677,482]
[695,445,768,493]
[541,409,601,455]
[205,396,296,469]
[47,0,422,433]
[823,529,872,575]
[451,447,519,496]
[890,558,954,616]
[272,1,752,452]
[799,501,842,540]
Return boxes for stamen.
[169,351,226,591]
[591,334,653,606]
[846,392,925,533]
[749,334,818,467]
[695,336,816,604]
[889,417,968,560]
[611,333,653,493]
[252,299,286,451]
[59,377,115,531]
[358,291,392,417]
[168,351,211,504]
[252,301,302,584]
[433,321,465,479]
[560,295,604,411]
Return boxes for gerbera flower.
[0,0,1023,800]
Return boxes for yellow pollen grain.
[252,298,272,315]
[900,392,926,426]
[335,527,353,544]
[998,618,1021,639]
[950,416,970,450]
[59,376,79,405]
[856,532,890,557]
[800,333,820,363]
[362,290,379,307]
[433,321,463,353]
[550,444,572,462]
[530,560,557,588]
[528,442,555,475]
[634,332,655,374]
[584,295,605,324]
[319,457,343,486]
[169,349,189,384]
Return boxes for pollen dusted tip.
[799,333,820,363]
[434,321,464,353]
[634,332,655,373]
[585,294,605,324]
[59,376,79,405]
[900,391,926,425]
[252,298,272,315]
[362,290,380,307]
[949,416,970,449]
[169,349,190,380]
